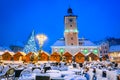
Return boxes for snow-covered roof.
[9,52,15,56]
[94,40,108,45]
[52,38,65,46]
[0,51,4,55]
[3,51,15,56]
[15,51,26,56]
[27,52,38,56]
[52,38,97,47]
[81,40,96,46]
[41,50,50,56]
[109,45,120,52]
[73,52,84,56]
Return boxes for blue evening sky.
[0,0,120,51]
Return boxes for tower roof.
[67,7,73,15]
[65,7,77,17]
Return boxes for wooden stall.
[2,51,14,61]
[25,52,38,62]
[38,51,49,61]
[50,52,60,62]
[102,55,107,61]
[13,52,26,61]
[63,52,72,63]
[74,52,85,63]
[86,53,99,61]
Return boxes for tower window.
[69,18,73,22]
[71,37,73,40]
[71,43,73,45]
[70,25,72,27]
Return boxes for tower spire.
[67,7,73,15]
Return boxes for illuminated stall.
[50,52,60,62]
[25,52,37,62]
[63,52,72,63]
[2,51,14,61]
[109,45,120,63]
[13,52,26,61]
[38,51,49,61]
[74,52,85,63]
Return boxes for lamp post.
[59,48,64,62]
[36,34,47,61]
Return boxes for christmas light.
[36,34,47,47]
[65,30,69,32]
[74,29,78,32]
[59,48,64,53]
[23,30,38,53]
[93,49,98,54]
[83,49,88,54]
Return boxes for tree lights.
[23,30,37,53]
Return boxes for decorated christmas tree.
[23,30,38,53]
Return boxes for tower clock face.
[69,18,73,22]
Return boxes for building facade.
[51,8,100,62]
[109,45,120,63]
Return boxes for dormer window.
[79,42,83,45]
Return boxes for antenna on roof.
[67,0,73,15]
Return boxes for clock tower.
[64,8,79,46]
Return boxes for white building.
[97,41,109,58]
[51,8,101,61]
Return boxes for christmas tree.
[23,30,38,53]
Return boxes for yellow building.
[109,45,120,63]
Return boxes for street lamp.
[59,48,64,62]
[36,34,47,60]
